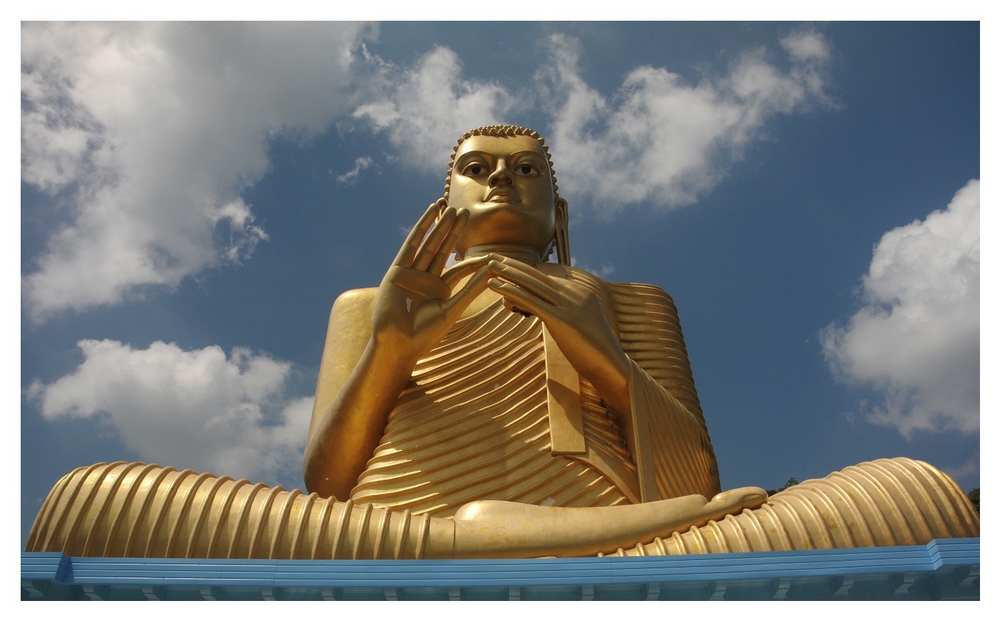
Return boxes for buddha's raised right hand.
[370,200,493,365]
[305,201,497,499]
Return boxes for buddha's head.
[443,125,570,265]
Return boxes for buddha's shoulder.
[561,266,676,306]
[331,287,378,314]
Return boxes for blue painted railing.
[21,538,979,600]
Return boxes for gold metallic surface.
[26,461,766,559]
[27,462,452,560]
[27,125,979,559]
[26,458,976,559]
[341,267,719,515]
[544,324,587,455]
[610,457,980,556]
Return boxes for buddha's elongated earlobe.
[554,198,571,266]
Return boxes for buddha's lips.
[486,189,520,203]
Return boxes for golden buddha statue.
[26,125,979,560]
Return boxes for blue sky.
[19,21,981,544]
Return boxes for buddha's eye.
[515,164,540,176]
[463,163,487,176]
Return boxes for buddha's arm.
[303,288,409,500]
[609,281,721,499]
[304,204,491,499]
[452,489,765,558]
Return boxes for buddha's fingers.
[441,253,495,289]
[487,265,563,321]
[394,201,444,267]
[488,277,552,322]
[487,259,562,305]
[411,207,458,272]
[426,209,469,276]
[384,266,451,300]
[707,486,768,518]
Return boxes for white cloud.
[28,340,313,486]
[209,198,269,264]
[780,30,832,64]
[821,180,980,437]
[336,155,374,185]
[536,31,833,214]
[353,45,514,176]
[23,26,838,320]
[21,22,374,322]
[350,31,833,213]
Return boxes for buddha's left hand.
[452,487,767,558]
[486,257,632,414]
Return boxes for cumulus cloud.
[353,45,514,175]
[821,180,980,437]
[350,32,833,209]
[23,25,837,320]
[536,31,833,213]
[28,340,313,486]
[21,22,374,322]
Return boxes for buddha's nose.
[488,161,514,187]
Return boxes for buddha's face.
[447,135,561,258]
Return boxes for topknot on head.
[443,125,560,202]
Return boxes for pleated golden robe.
[348,267,720,516]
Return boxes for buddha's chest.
[348,304,632,515]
